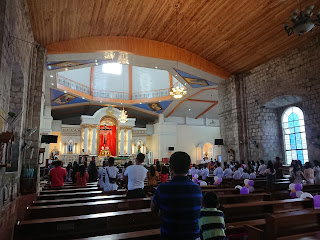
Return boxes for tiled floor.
[0,194,36,240]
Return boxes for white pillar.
[91,127,97,155]
[84,127,88,154]
[64,143,68,154]
[120,128,125,155]
[127,129,132,155]
[201,146,204,159]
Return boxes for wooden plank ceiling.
[27,0,320,73]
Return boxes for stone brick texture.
[0,0,45,214]
[219,36,320,164]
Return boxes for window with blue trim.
[282,107,308,164]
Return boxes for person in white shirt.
[223,165,233,178]
[213,162,224,178]
[201,164,209,180]
[98,160,107,189]
[190,164,196,175]
[241,169,250,179]
[124,153,148,199]
[233,166,242,179]
[103,157,119,192]
[238,165,244,175]
[258,160,267,175]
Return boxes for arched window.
[282,106,308,164]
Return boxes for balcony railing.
[57,75,90,95]
[57,75,171,100]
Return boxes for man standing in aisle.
[151,151,202,239]
[124,153,148,199]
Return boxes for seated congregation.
[14,153,320,240]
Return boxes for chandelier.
[170,86,187,99]
[284,5,320,36]
[117,52,129,65]
[104,51,115,59]
[118,109,128,123]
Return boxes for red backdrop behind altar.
[99,125,116,156]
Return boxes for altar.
[80,107,136,158]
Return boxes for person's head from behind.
[149,165,155,177]
[102,160,107,167]
[217,162,221,167]
[169,151,191,176]
[204,164,207,169]
[193,163,196,167]
[267,160,274,170]
[260,160,265,165]
[128,161,133,166]
[108,157,115,166]
[305,162,312,169]
[203,192,220,208]
[54,160,62,167]
[136,153,145,164]
[226,164,229,169]
[275,157,280,162]
[234,165,239,170]
[161,165,168,174]
[79,164,85,177]
[244,169,248,173]
[314,160,320,167]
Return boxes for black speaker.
[168,147,174,151]
[41,135,58,144]
[214,139,224,145]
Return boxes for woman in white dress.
[103,157,119,192]
[304,162,314,185]
[313,160,320,184]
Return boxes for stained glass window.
[282,107,308,164]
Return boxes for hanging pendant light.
[170,86,187,99]
[118,108,128,123]
[170,4,187,99]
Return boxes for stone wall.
[0,0,45,214]
[219,36,320,164]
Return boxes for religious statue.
[105,146,111,156]
[100,146,105,156]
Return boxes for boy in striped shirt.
[199,192,226,240]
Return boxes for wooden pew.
[40,187,99,195]
[279,231,320,240]
[223,198,313,223]
[30,193,269,219]
[33,194,127,206]
[246,209,320,240]
[28,198,151,219]
[75,219,267,240]
[44,182,97,187]
[14,208,160,240]
[42,184,98,190]
[37,189,126,200]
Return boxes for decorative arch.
[282,106,308,164]
[46,36,231,79]
[196,141,215,160]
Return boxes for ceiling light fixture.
[170,86,187,99]
[65,68,68,71]
[117,52,129,65]
[95,63,98,65]
[170,4,187,100]
[64,91,67,93]
[50,75,53,78]
[284,3,320,36]
[51,83,54,86]
[100,101,102,103]
[155,66,158,69]
[104,51,115,60]
[82,97,85,99]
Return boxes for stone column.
[127,128,132,155]
[91,127,97,155]
[84,127,89,154]
[120,128,125,155]
[64,143,68,154]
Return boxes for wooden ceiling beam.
[46,36,231,79]
[195,102,218,119]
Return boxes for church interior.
[1,0,320,239]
